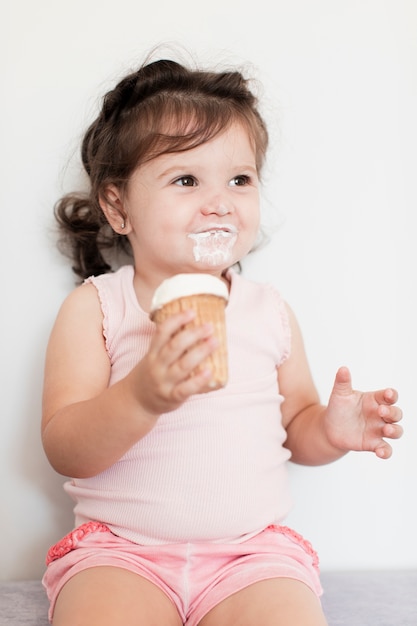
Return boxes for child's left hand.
[324,366,403,459]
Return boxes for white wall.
[2,0,416,581]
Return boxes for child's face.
[123,122,261,279]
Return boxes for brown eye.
[174,176,197,187]
[231,175,250,186]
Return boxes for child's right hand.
[131,309,219,415]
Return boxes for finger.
[164,323,216,366]
[374,442,392,460]
[374,387,399,406]
[171,333,218,381]
[170,368,214,403]
[151,309,196,350]
[382,422,403,440]
[332,366,352,395]
[152,313,214,371]
[378,404,403,424]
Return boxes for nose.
[200,194,232,217]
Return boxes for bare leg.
[52,566,183,626]
[197,578,328,626]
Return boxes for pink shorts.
[42,522,322,624]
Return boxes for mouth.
[187,224,238,266]
[189,224,238,237]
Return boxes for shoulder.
[52,268,134,335]
[45,281,110,392]
[49,282,104,347]
[84,265,133,290]
[229,270,289,321]
[57,280,102,317]
[229,269,285,299]
[84,266,134,305]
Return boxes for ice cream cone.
[150,274,229,391]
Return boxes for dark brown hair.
[54,58,269,279]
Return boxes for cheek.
[240,204,261,251]
[243,201,261,233]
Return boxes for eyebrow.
[157,163,259,179]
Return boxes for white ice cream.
[151,273,229,312]
[188,225,238,266]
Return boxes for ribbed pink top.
[65,266,293,545]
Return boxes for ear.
[99,185,132,234]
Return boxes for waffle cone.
[151,294,228,391]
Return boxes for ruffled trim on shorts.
[267,524,320,570]
[46,521,319,573]
[46,521,111,565]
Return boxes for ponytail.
[54,193,131,280]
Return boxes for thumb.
[332,366,353,396]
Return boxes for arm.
[279,304,403,465]
[42,283,217,479]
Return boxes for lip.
[189,223,238,235]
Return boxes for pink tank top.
[65,266,293,545]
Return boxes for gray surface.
[320,570,417,625]
[0,571,416,625]
[0,581,49,626]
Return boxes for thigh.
[52,566,183,626]
[197,578,328,626]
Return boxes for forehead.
[159,120,255,161]
[148,124,256,175]
[155,106,257,147]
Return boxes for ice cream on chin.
[150,274,229,392]
[187,228,238,266]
